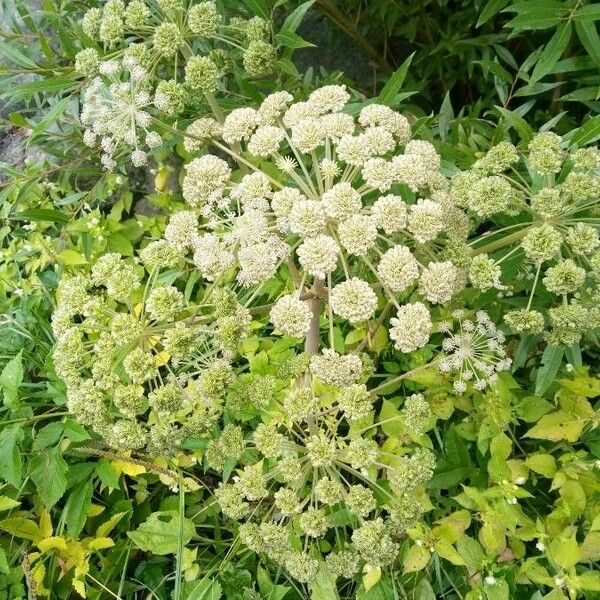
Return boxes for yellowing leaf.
[72,577,86,598]
[88,504,105,518]
[524,410,586,442]
[87,537,115,551]
[97,512,126,538]
[403,544,431,572]
[133,303,144,317]
[0,517,42,542]
[525,454,556,478]
[39,508,53,538]
[0,496,20,511]
[362,564,381,590]
[38,536,68,552]
[154,351,170,367]
[57,249,86,266]
[111,459,146,477]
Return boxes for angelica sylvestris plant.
[453,136,600,348]
[76,0,280,167]
[51,248,253,456]
[170,85,473,361]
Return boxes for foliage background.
[0,0,600,599]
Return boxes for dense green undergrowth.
[1,1,599,599]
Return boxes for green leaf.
[0,350,23,408]
[0,548,9,575]
[530,21,572,83]
[477,0,511,26]
[12,209,70,223]
[275,31,315,49]
[403,544,431,572]
[279,0,315,38]
[0,39,38,68]
[0,425,23,488]
[181,578,222,600]
[64,479,93,538]
[309,564,340,599]
[535,345,564,396]
[569,115,600,146]
[575,18,600,66]
[496,106,534,143]
[574,5,600,21]
[378,53,415,106]
[30,446,68,509]
[127,511,195,555]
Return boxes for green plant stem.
[473,226,530,255]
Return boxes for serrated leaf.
[0,350,23,408]
[0,425,23,488]
[64,479,93,538]
[127,511,195,555]
[403,544,431,572]
[30,446,68,509]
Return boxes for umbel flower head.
[51,249,252,456]
[455,136,600,348]
[439,310,512,393]
[80,57,162,169]
[168,85,469,352]
[212,359,434,584]
[76,0,278,83]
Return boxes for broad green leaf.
[574,5,600,21]
[403,544,431,572]
[13,209,70,223]
[275,31,315,49]
[548,536,579,569]
[0,549,8,575]
[64,479,93,538]
[127,510,195,555]
[309,564,340,599]
[0,350,23,408]
[524,410,585,442]
[378,53,415,106]
[525,453,556,477]
[559,375,600,397]
[181,578,222,600]
[30,446,68,509]
[530,21,572,83]
[496,106,534,143]
[0,425,24,488]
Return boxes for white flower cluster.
[80,57,162,169]
[439,310,512,393]
[169,85,468,349]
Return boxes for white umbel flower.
[289,199,327,238]
[297,235,339,278]
[371,195,408,234]
[358,104,411,143]
[310,349,362,387]
[407,199,444,243]
[308,84,350,113]
[405,140,441,171]
[377,245,420,292]
[248,125,285,157]
[389,302,432,352]
[338,215,378,256]
[321,182,362,220]
[362,158,396,191]
[270,295,312,338]
[419,261,459,304]
[330,278,378,323]
[222,107,259,144]
[182,155,231,206]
